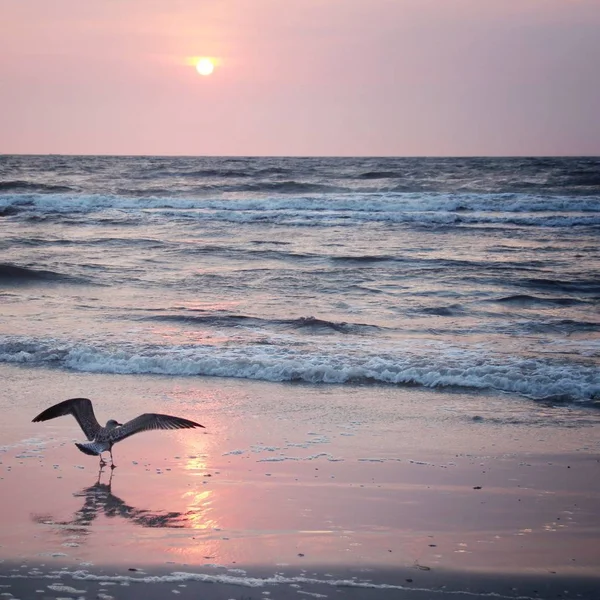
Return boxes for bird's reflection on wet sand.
[33,467,196,536]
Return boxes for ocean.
[0,155,598,406]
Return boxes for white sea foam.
[2,191,599,228]
[257,453,342,462]
[0,438,48,455]
[251,445,280,453]
[0,334,597,403]
[47,584,86,594]
[3,568,539,599]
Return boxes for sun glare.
[195,57,215,76]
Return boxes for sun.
[195,58,215,76]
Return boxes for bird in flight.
[33,398,204,468]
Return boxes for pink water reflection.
[2,396,599,575]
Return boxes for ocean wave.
[145,313,375,334]
[0,263,87,284]
[0,180,74,193]
[357,171,401,180]
[141,166,292,179]
[1,336,597,404]
[329,255,397,263]
[491,294,589,307]
[0,191,597,213]
[519,319,600,335]
[517,278,600,296]
[417,304,465,316]
[1,192,598,229]
[2,156,599,196]
[0,205,21,216]
[178,168,254,178]
[182,167,292,179]
[226,181,351,194]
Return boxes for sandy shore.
[1,364,599,599]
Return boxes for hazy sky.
[2,0,599,156]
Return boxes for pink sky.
[1,0,599,156]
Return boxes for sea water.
[0,155,598,405]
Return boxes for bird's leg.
[99,453,107,468]
[109,447,117,469]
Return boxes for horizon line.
[2,153,599,159]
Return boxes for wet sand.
[1,364,599,598]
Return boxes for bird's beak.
[116,422,123,427]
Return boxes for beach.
[1,155,599,597]
[1,364,599,599]
[1,0,600,588]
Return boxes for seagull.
[32,398,204,468]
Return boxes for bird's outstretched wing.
[109,413,204,443]
[32,398,101,441]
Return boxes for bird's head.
[106,419,123,430]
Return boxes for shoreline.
[1,364,599,598]
[2,561,600,600]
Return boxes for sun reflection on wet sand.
[183,454,209,473]
[181,489,217,530]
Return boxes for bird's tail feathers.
[75,442,105,456]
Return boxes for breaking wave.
[0,335,597,404]
[1,192,599,228]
